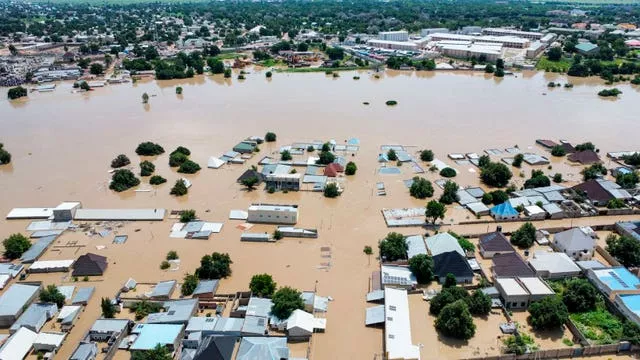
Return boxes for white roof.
[6,208,54,219]
[0,275,10,290]
[529,252,581,275]
[57,305,82,321]
[207,156,225,169]
[381,265,417,287]
[229,210,248,220]
[34,332,65,347]
[518,277,554,296]
[0,327,37,360]
[524,205,545,215]
[29,260,75,271]
[406,235,427,259]
[248,204,297,212]
[426,233,464,257]
[74,208,165,221]
[287,309,315,333]
[384,288,421,360]
[496,278,529,296]
[54,202,81,210]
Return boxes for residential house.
[492,252,535,278]
[88,318,131,341]
[33,332,66,352]
[553,228,596,259]
[57,305,82,331]
[479,232,514,258]
[528,251,581,279]
[10,302,58,334]
[573,179,632,206]
[232,141,258,154]
[0,283,41,328]
[147,299,198,324]
[70,342,98,360]
[406,235,427,259]
[236,337,289,360]
[189,335,237,360]
[265,174,301,191]
[247,204,298,225]
[575,42,599,55]
[192,280,219,303]
[380,265,417,290]
[587,267,640,300]
[129,323,184,352]
[72,253,108,277]
[286,309,326,339]
[433,251,474,284]
[568,150,600,164]
[490,202,519,221]
[237,170,264,185]
[0,327,37,360]
[425,232,465,257]
[495,277,554,309]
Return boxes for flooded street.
[1,69,639,359]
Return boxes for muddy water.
[1,69,639,360]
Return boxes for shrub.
[149,175,166,185]
[109,169,140,192]
[223,69,232,78]
[176,86,183,94]
[510,222,536,249]
[7,86,28,100]
[281,150,292,161]
[273,229,283,240]
[169,152,189,167]
[439,167,456,178]
[409,254,434,284]
[480,162,513,187]
[420,149,434,162]
[170,146,191,156]
[140,160,155,176]
[249,274,277,297]
[196,252,233,279]
[307,145,315,152]
[345,161,357,175]
[387,149,398,161]
[379,232,408,261]
[0,145,11,165]
[409,177,434,199]
[616,171,639,189]
[316,151,335,165]
[166,251,179,260]
[512,154,524,168]
[266,71,272,78]
[101,298,116,318]
[553,173,563,183]
[385,100,398,106]
[435,300,476,340]
[178,160,201,174]
[2,234,30,260]
[271,286,304,319]
[180,209,196,223]
[135,142,164,156]
[528,296,569,330]
[265,132,277,142]
[598,88,622,97]
[170,179,188,196]
[111,154,131,168]
[607,198,626,209]
[551,145,566,157]
[324,183,340,198]
[160,261,170,270]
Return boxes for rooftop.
[0,283,40,317]
[426,232,465,257]
[529,251,581,275]
[518,277,555,296]
[496,278,529,296]
[384,287,421,360]
[130,323,184,350]
[591,267,640,292]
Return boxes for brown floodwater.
[1,69,639,360]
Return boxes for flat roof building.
[130,323,184,351]
[0,283,41,328]
[529,251,581,279]
[587,267,640,300]
[0,327,37,360]
[482,28,543,40]
[10,302,57,334]
[247,204,298,225]
[147,299,198,324]
[379,31,409,42]
[380,265,417,290]
[384,287,420,360]
[367,39,418,51]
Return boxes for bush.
[439,167,456,178]
[528,296,569,330]
[135,142,165,156]
[176,86,183,95]
[149,175,166,185]
[316,151,335,165]
[307,145,315,152]
[494,68,505,77]
[435,300,476,340]
[607,198,626,209]
[551,145,566,157]
[281,150,292,161]
[480,162,513,187]
[0,144,11,165]
[271,286,304,320]
[132,300,162,320]
[7,86,28,100]
[266,71,272,78]
[616,171,639,189]
[140,160,155,176]
[170,146,191,156]
[250,274,277,297]
[481,192,494,205]
[180,209,196,223]
[485,64,495,73]
[224,69,232,78]
[109,169,140,192]
[449,231,475,252]
[409,177,434,199]
[387,149,398,161]
[196,252,233,279]
[169,152,189,167]
[166,251,179,260]
[265,132,277,142]
[170,179,188,196]
[553,173,563,183]
[178,160,201,174]
[408,254,434,284]
[563,278,598,313]
[439,180,459,204]
[420,149,434,162]
[606,234,640,267]
[181,273,198,296]
[598,88,622,97]
[510,222,536,248]
[385,100,398,106]
[160,261,170,270]
[512,154,524,168]
[379,232,408,261]
[345,161,357,175]
[111,154,131,168]
[324,183,340,198]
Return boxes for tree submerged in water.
[142,92,149,103]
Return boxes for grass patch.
[258,59,285,67]
[562,338,574,346]
[570,308,623,344]
[536,56,572,72]
[213,52,244,60]
[276,66,362,73]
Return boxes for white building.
[553,228,596,260]
[367,39,418,51]
[482,28,543,40]
[437,43,502,62]
[379,31,409,42]
[430,33,530,48]
[526,41,546,59]
[384,288,420,360]
[286,309,326,339]
[247,204,298,225]
[421,28,449,37]
[528,252,581,279]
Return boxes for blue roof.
[130,323,183,350]
[594,267,640,291]
[72,287,95,304]
[151,280,176,298]
[621,294,640,312]
[0,284,40,317]
[576,42,598,52]
[491,202,519,217]
[21,235,56,263]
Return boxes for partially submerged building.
[0,327,37,360]
[528,251,581,279]
[433,251,474,284]
[495,277,554,309]
[247,204,298,225]
[380,265,417,290]
[383,287,421,360]
[492,252,535,278]
[129,323,184,352]
[0,283,41,328]
[72,253,108,277]
[553,228,596,260]
[479,232,514,259]
[490,202,519,221]
[425,232,465,257]
[236,337,289,360]
[587,267,640,300]
[264,173,301,191]
[286,309,326,339]
[10,302,57,334]
[147,299,198,325]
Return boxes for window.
[389,305,396,311]
[512,302,518,307]
[520,302,526,307]
[387,317,393,321]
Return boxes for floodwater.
[1,69,640,360]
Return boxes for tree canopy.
[2,233,31,259]
[379,232,408,261]
[109,169,140,192]
[131,344,172,360]
[425,200,446,225]
[510,222,536,249]
[430,286,469,315]
[249,273,277,297]
[271,286,304,320]
[435,300,476,340]
[606,234,640,268]
[170,179,188,196]
[420,149,434,162]
[439,180,459,204]
[101,298,116,318]
[528,296,569,330]
[135,141,164,156]
[408,254,434,284]
[345,161,357,175]
[196,252,233,279]
[181,273,199,296]
[111,154,130,168]
[409,177,434,199]
[39,285,66,308]
[324,183,340,198]
[480,162,513,187]
[562,278,599,313]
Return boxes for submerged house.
[0,283,41,328]
[72,253,108,277]
[490,202,519,221]
[479,232,514,259]
[553,228,596,259]
[433,251,474,284]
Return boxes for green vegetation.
[135,142,164,156]
[575,142,596,152]
[166,250,178,260]
[170,179,188,196]
[420,149,434,162]
[160,260,170,270]
[140,160,155,176]
[448,231,475,252]
[281,150,292,161]
[439,167,456,178]
[528,295,569,330]
[616,171,639,189]
[524,169,551,189]
[181,273,198,296]
[379,232,408,261]
[562,278,599,313]
[607,198,626,209]
[273,229,283,240]
[39,285,66,308]
[553,173,563,183]
[316,148,335,165]
[345,161,357,175]
[425,200,446,225]
[551,146,566,157]
[582,163,607,181]
[622,153,640,167]
[363,245,373,256]
[598,88,622,97]
[536,56,571,72]
[504,333,539,355]
[606,234,640,267]
[439,180,459,205]
[510,222,536,249]
[271,286,305,320]
[482,190,509,205]
[109,169,140,192]
[386,56,435,71]
[180,209,196,223]
[409,177,434,199]
[408,254,434,284]
[142,92,149,104]
[131,345,172,360]
[7,86,27,100]
[571,308,624,344]
[177,160,201,174]
[241,176,259,190]
[169,152,188,167]
[385,100,398,106]
[131,300,162,320]
[265,132,277,142]
[324,183,340,198]
[480,161,513,188]
[111,154,130,168]
[0,143,11,165]
[435,300,476,340]
[484,64,494,74]
[101,298,116,318]
[90,62,104,75]
[149,175,166,185]
[386,149,398,161]
[176,86,183,95]
[512,153,524,168]
[249,273,277,297]
[196,252,233,279]
[430,286,469,315]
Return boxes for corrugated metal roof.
[0,284,40,317]
[74,208,165,221]
[21,235,57,263]
[71,287,95,305]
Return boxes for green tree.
[345,161,357,175]
[435,300,476,340]
[408,254,434,284]
[439,180,459,204]
[249,273,277,297]
[176,87,183,95]
[166,250,179,260]
[480,162,513,187]
[420,149,434,162]
[271,286,304,319]
[241,176,259,190]
[324,183,340,198]
[607,198,626,209]
[409,177,434,199]
[484,64,495,73]
[39,285,66,308]
[379,232,408,261]
[562,278,598,313]
[528,296,569,330]
[467,290,492,316]
[387,149,398,161]
[478,155,490,168]
[439,167,456,178]
[443,273,457,288]
[140,160,155,176]
[582,163,607,181]
[223,68,232,78]
[363,246,373,255]
[181,273,199,296]
[169,152,188,167]
[178,160,201,174]
[547,47,563,61]
[89,63,104,75]
[8,44,18,56]
[425,200,446,225]
[136,142,164,156]
[265,132,277,142]
[111,154,130,168]
[281,150,292,161]
[606,234,640,267]
[316,151,335,165]
[160,261,170,270]
[616,171,639,189]
[510,222,536,248]
[449,231,475,252]
[170,179,188,196]
[101,298,116,318]
[266,71,272,78]
[512,154,524,168]
[551,145,566,157]
[109,169,140,192]
[79,81,90,91]
[430,286,469,315]
[524,170,550,189]
[142,92,149,104]
[575,142,596,152]
[623,321,640,345]
[0,145,11,165]
[494,68,505,77]
[131,345,172,360]
[208,58,225,74]
[553,173,563,183]
[196,252,232,279]
[7,86,27,100]
[150,175,166,185]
